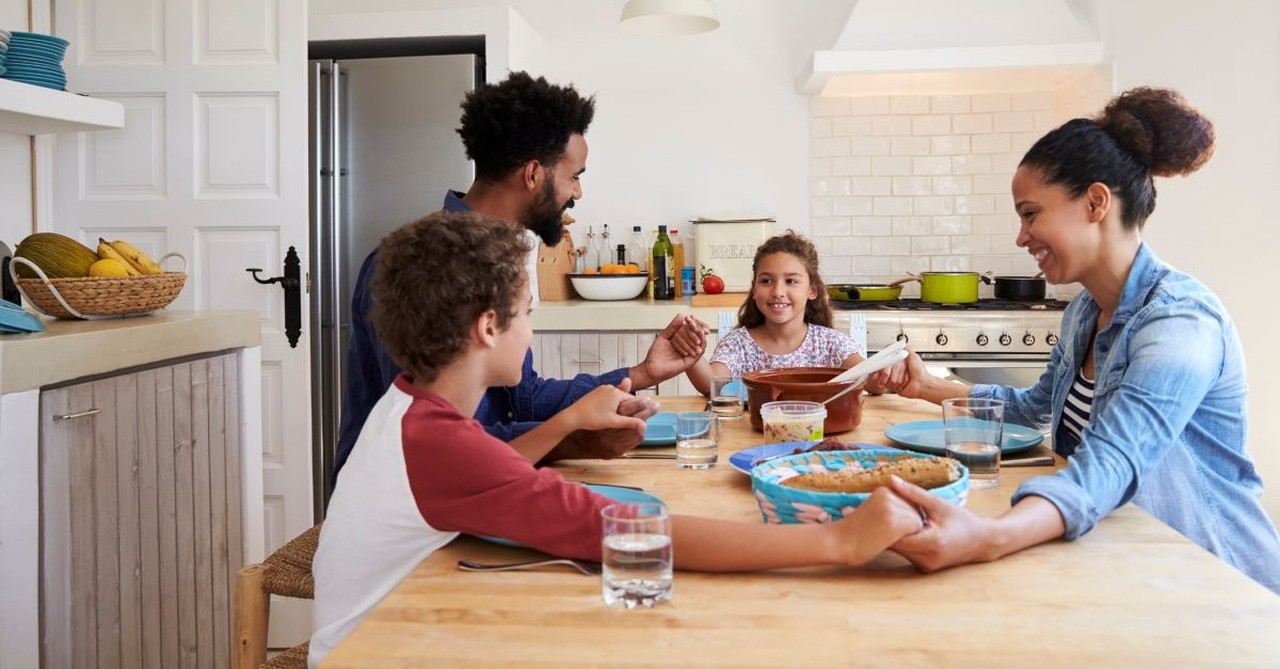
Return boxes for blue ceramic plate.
[885,419,1043,455]
[639,411,710,447]
[729,441,891,475]
[475,483,662,547]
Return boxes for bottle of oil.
[652,225,675,300]
[670,229,685,298]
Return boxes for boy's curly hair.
[370,212,530,382]
[738,231,833,329]
[457,71,596,181]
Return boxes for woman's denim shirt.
[972,243,1280,594]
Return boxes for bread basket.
[750,448,969,524]
[10,253,187,319]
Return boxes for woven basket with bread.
[750,448,969,524]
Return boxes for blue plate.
[639,411,709,446]
[729,441,890,475]
[475,483,662,547]
[885,419,1043,455]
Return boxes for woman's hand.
[890,350,934,399]
[887,475,996,571]
[830,487,927,566]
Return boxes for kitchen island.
[322,394,1280,667]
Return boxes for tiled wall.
[808,69,1110,299]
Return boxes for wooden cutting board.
[690,292,747,307]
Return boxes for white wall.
[0,1,32,246]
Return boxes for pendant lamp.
[619,0,720,36]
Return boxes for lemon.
[89,258,133,278]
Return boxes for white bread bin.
[690,218,776,292]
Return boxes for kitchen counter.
[0,309,260,393]
[323,395,1280,667]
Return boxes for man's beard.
[524,178,574,246]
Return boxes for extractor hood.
[797,0,1105,95]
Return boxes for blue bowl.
[750,448,969,524]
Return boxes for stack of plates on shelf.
[0,29,10,77]
[2,30,68,90]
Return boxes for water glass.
[942,398,1005,490]
[676,411,718,469]
[709,373,744,419]
[600,502,673,608]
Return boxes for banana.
[96,238,142,276]
[108,239,163,275]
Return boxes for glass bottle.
[583,225,599,272]
[670,229,686,298]
[616,243,628,265]
[652,225,675,300]
[628,225,648,272]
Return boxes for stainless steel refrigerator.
[309,54,478,511]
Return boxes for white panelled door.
[51,0,312,645]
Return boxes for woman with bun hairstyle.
[885,87,1280,593]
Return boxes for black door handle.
[247,246,302,347]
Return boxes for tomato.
[702,274,725,295]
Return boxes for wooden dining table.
[322,395,1280,667]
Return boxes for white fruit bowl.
[568,273,648,301]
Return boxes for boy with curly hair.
[309,212,924,664]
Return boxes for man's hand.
[630,315,708,389]
[542,381,658,461]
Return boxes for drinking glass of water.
[709,373,744,419]
[601,502,673,609]
[676,411,718,469]
[942,398,1005,490]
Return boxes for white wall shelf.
[0,78,124,134]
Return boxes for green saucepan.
[827,278,912,302]
[914,272,988,304]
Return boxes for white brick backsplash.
[971,133,1012,154]
[850,137,892,155]
[892,176,931,196]
[872,115,913,136]
[931,95,971,114]
[812,97,851,116]
[992,111,1034,133]
[812,198,835,217]
[872,236,912,255]
[892,256,932,275]
[811,158,833,178]
[819,254,853,277]
[932,215,972,235]
[833,196,874,216]
[992,152,1022,173]
[975,214,1014,235]
[951,155,993,175]
[913,196,954,216]
[892,137,930,155]
[930,135,971,155]
[971,93,1011,112]
[993,196,1016,215]
[1034,110,1056,131]
[811,117,833,137]
[952,114,994,134]
[987,235,1020,255]
[973,173,1010,194]
[950,234,990,254]
[890,95,931,114]
[833,116,873,136]
[954,194,996,215]
[831,235,871,255]
[932,176,973,195]
[812,137,851,157]
[931,255,972,271]
[811,235,831,254]
[811,177,851,196]
[848,96,891,115]
[912,156,952,175]
[1011,131,1041,151]
[872,156,912,176]
[852,217,892,236]
[849,255,892,277]
[1011,91,1052,111]
[849,176,892,196]
[832,156,872,176]
[973,255,1012,274]
[912,235,950,254]
[892,216,932,235]
[812,216,852,236]
[873,196,913,216]
[912,115,952,136]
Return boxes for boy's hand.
[566,380,649,434]
[829,487,925,566]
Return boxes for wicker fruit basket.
[10,254,187,319]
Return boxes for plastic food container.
[760,401,826,444]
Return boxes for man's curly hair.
[370,212,530,383]
[457,71,596,181]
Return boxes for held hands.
[632,315,708,389]
[548,379,656,461]
[830,487,927,566]
[885,349,932,399]
[887,475,993,571]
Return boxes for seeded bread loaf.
[781,457,961,493]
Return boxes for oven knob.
[1046,333,1059,346]
[896,332,909,343]
[1023,332,1036,346]
[999,332,1012,346]
[976,333,989,347]
[935,333,949,346]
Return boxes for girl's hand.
[829,487,926,566]
[668,315,708,359]
[887,475,995,571]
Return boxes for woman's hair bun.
[1097,87,1215,177]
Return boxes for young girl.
[686,231,874,395]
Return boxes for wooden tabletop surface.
[322,395,1280,667]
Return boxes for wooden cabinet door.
[41,354,242,669]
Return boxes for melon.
[13,233,100,278]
